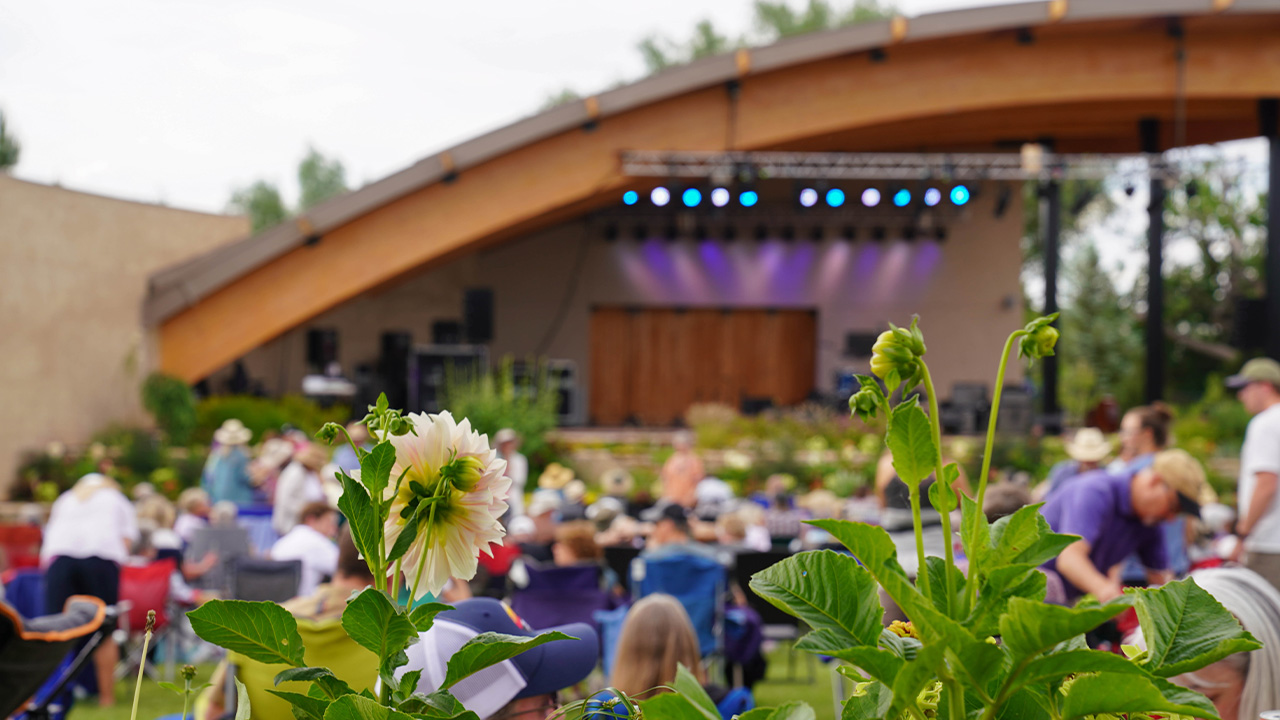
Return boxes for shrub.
[141,372,197,445]
[441,357,559,459]
[195,395,349,444]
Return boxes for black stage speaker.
[464,288,493,344]
[379,331,412,409]
[432,320,463,345]
[305,329,338,372]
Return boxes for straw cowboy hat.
[213,419,252,446]
[537,463,574,490]
[1064,427,1111,463]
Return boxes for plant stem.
[410,502,439,603]
[921,363,955,615]
[181,688,190,720]
[909,483,931,600]
[129,628,154,720]
[965,330,1027,611]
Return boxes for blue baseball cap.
[405,598,598,718]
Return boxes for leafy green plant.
[194,394,348,444]
[442,356,559,459]
[142,372,198,445]
[750,315,1260,720]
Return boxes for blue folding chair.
[509,561,612,632]
[593,604,630,680]
[630,554,726,659]
[3,569,45,621]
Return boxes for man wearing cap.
[1226,357,1280,590]
[1040,449,1211,603]
[403,597,599,719]
[642,503,724,563]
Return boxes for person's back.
[270,502,339,595]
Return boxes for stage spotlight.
[781,226,796,242]
[623,190,639,206]
[710,187,731,207]
[841,226,857,241]
[603,224,619,242]
[740,190,759,207]
[651,187,671,207]
[664,224,678,242]
[682,188,702,207]
[799,188,819,208]
[950,185,971,206]
[861,188,882,207]
[810,226,825,242]
[754,223,769,241]
[893,188,912,207]
[632,224,648,241]
[826,188,846,207]
[723,225,738,242]
[871,226,887,241]
[924,188,942,207]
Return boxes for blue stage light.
[739,190,759,207]
[924,188,942,207]
[623,190,639,206]
[826,188,846,207]
[893,189,912,207]
[950,185,971,206]
[710,187,730,207]
[861,188,881,207]
[682,188,702,207]
[799,188,818,207]
[651,187,671,207]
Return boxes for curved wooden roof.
[148,0,1280,381]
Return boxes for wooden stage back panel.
[589,307,816,426]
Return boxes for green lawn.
[68,647,839,720]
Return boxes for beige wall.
[220,188,1024,419]
[0,175,248,497]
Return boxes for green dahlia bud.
[849,386,880,423]
[870,317,926,392]
[1019,314,1060,361]
[315,422,342,444]
[441,455,485,492]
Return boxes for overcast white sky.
[1,0,1029,213]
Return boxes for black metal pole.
[1041,179,1061,428]
[1262,99,1280,360]
[1141,118,1166,403]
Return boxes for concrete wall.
[220,188,1024,419]
[0,175,248,497]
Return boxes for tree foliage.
[228,180,288,233]
[297,146,348,210]
[0,109,20,170]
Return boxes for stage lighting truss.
[620,150,1184,182]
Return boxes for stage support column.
[1141,118,1166,403]
[1262,99,1280,360]
[1041,179,1061,429]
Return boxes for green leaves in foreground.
[342,588,419,672]
[1130,576,1261,678]
[750,550,884,648]
[886,400,937,487]
[1060,673,1218,720]
[188,599,305,667]
[441,631,574,690]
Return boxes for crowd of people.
[6,360,1280,719]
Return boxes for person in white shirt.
[270,501,340,596]
[1226,357,1280,592]
[272,443,329,537]
[496,429,527,524]
[40,473,139,707]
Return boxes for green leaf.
[266,690,330,720]
[756,701,816,720]
[1130,576,1262,677]
[999,597,1132,660]
[994,685,1053,720]
[234,677,251,720]
[671,663,719,720]
[749,550,883,647]
[385,513,419,565]
[275,667,338,685]
[885,400,937,487]
[807,642,903,685]
[156,682,183,694]
[966,565,1045,638]
[988,505,1077,568]
[928,475,957,513]
[887,644,945,720]
[959,494,992,571]
[359,441,397,500]
[924,557,966,614]
[188,600,305,667]
[441,631,573,690]
[337,475,381,577]
[639,693,717,720]
[840,681,891,720]
[341,588,419,673]
[397,690,479,719]
[952,638,1010,692]
[1060,673,1219,719]
[376,393,389,414]
[409,602,452,633]
[323,694,416,720]
[1018,649,1151,687]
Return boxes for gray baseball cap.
[1225,357,1280,389]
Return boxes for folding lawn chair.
[509,560,612,632]
[115,558,177,681]
[1,595,109,720]
[631,554,726,659]
[229,558,301,603]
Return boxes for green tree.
[0,109,20,170]
[228,180,288,233]
[638,19,735,74]
[297,146,348,210]
[540,88,582,111]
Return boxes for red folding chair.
[114,559,176,681]
[0,525,42,572]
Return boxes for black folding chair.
[1,595,111,719]
[230,558,302,603]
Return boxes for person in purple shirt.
[1041,449,1212,603]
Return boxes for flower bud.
[849,387,880,423]
[181,665,197,681]
[1019,314,1060,361]
[315,423,342,444]
[145,609,156,633]
[870,317,926,392]
[441,455,485,492]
